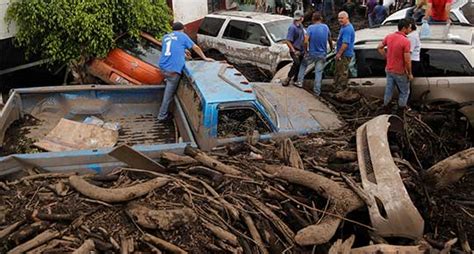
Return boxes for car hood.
[253,83,343,132]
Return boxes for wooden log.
[350,243,430,254]
[180,172,239,220]
[0,220,23,240]
[328,235,355,254]
[160,152,198,167]
[8,229,60,254]
[184,146,242,176]
[241,212,268,254]
[69,175,169,203]
[245,195,295,244]
[10,221,48,245]
[424,148,474,189]
[126,203,197,230]
[278,138,304,170]
[202,221,239,246]
[72,239,95,254]
[328,151,358,163]
[143,233,187,254]
[263,164,363,246]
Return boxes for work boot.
[282,77,290,87]
[158,114,174,123]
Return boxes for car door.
[221,20,273,71]
[420,48,474,103]
[197,17,226,54]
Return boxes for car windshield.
[255,87,278,126]
[117,35,162,68]
[264,19,293,42]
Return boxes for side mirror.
[260,36,271,46]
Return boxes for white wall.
[0,0,16,40]
[172,0,208,24]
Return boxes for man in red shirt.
[424,0,452,22]
[377,18,413,113]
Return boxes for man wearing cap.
[333,11,355,89]
[158,22,213,122]
[283,10,306,87]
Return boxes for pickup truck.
[0,61,342,175]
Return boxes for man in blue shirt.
[296,12,333,95]
[158,22,213,122]
[334,11,355,89]
[283,10,306,87]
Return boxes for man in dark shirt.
[283,10,306,87]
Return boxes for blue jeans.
[158,72,181,120]
[297,55,325,95]
[384,72,410,107]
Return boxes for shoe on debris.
[294,81,303,88]
[158,114,174,123]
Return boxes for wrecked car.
[0,60,342,173]
[87,32,165,85]
[177,60,343,150]
[273,24,474,125]
[197,11,294,75]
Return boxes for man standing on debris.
[424,0,452,22]
[377,18,413,113]
[283,10,306,87]
[333,11,355,89]
[296,12,333,95]
[158,22,213,122]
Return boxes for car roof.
[383,0,468,24]
[184,61,257,104]
[207,11,293,23]
[355,25,473,45]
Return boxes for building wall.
[0,0,16,40]
[172,0,208,24]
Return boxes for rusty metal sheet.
[108,144,166,173]
[356,115,424,239]
[34,118,118,152]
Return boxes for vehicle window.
[217,107,271,138]
[223,20,248,41]
[354,49,386,78]
[117,35,161,68]
[460,1,474,24]
[176,75,203,133]
[198,17,225,37]
[223,20,268,45]
[421,49,474,77]
[245,23,267,45]
[264,19,293,42]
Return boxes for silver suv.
[197,11,294,74]
[273,25,474,125]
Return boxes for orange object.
[87,33,165,86]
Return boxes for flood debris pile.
[0,129,472,252]
[0,89,473,253]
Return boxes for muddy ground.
[0,86,472,253]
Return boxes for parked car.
[87,32,165,85]
[197,11,294,75]
[272,25,474,125]
[382,0,473,25]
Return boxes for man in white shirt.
[407,20,421,77]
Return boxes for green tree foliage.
[6,0,172,64]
